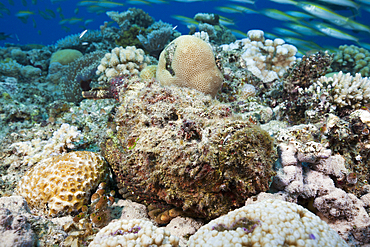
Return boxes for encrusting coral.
[156,35,223,97]
[188,199,348,246]
[15,151,110,216]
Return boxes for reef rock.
[0,196,36,247]
[102,79,276,220]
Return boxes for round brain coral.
[188,199,348,247]
[16,151,110,216]
[156,35,223,97]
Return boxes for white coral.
[11,123,82,166]
[222,29,297,83]
[188,199,348,247]
[96,46,151,83]
[315,71,370,108]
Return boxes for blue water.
[1,0,370,52]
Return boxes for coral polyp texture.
[102,78,276,220]
[156,35,223,97]
[96,46,151,83]
[89,218,179,247]
[188,199,348,247]
[15,151,110,216]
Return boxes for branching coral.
[107,8,154,31]
[137,20,179,58]
[188,13,236,45]
[221,30,297,83]
[283,51,333,94]
[314,71,370,109]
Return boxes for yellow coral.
[156,35,223,97]
[139,64,157,80]
[15,151,110,216]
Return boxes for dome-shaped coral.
[188,199,348,246]
[156,35,223,97]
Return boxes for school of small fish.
[0,0,369,53]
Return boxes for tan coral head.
[15,151,110,217]
[156,35,223,97]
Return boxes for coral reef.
[55,30,105,52]
[0,196,36,247]
[329,44,370,77]
[270,122,370,245]
[316,71,370,109]
[102,78,276,220]
[220,30,297,83]
[50,49,83,65]
[188,13,236,45]
[15,151,110,216]
[96,46,151,84]
[107,8,154,31]
[114,25,146,49]
[89,218,179,247]
[11,123,82,166]
[3,18,370,246]
[188,199,348,246]
[137,20,180,58]
[47,50,105,102]
[157,35,223,97]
